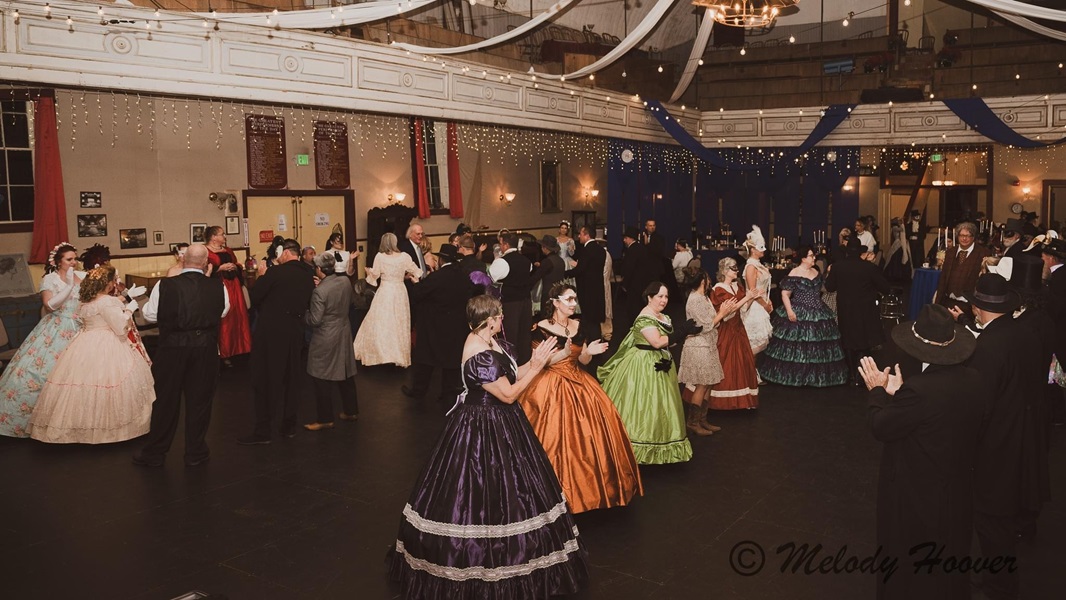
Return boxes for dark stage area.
[1,361,1064,599]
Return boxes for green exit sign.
[296,154,310,166]
[930,153,944,162]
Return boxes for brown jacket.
[935,243,991,305]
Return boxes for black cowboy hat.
[1042,237,1066,260]
[1004,218,1025,234]
[539,234,560,252]
[891,304,977,365]
[970,273,1021,313]
[623,226,641,240]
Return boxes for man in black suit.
[397,223,428,277]
[859,304,987,600]
[488,231,534,363]
[567,226,607,342]
[642,219,665,261]
[906,209,927,269]
[531,235,566,306]
[1042,238,1066,426]
[620,226,659,329]
[824,239,891,384]
[239,239,316,444]
[403,244,476,409]
[967,273,1046,600]
[133,244,229,467]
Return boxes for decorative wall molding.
[2,1,1065,149]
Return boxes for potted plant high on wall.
[936,47,961,68]
[864,52,894,74]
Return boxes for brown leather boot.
[686,404,714,436]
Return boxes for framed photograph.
[79,191,102,208]
[540,160,561,213]
[225,215,240,235]
[190,223,208,243]
[77,214,107,237]
[225,194,240,216]
[168,243,180,254]
[119,228,148,250]
[153,231,164,245]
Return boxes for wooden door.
[244,191,356,266]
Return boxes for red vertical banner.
[447,122,463,219]
[413,118,430,219]
[30,96,69,264]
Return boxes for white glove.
[127,284,147,298]
[45,273,78,311]
[126,298,140,313]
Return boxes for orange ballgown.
[520,326,643,513]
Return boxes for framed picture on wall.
[190,223,208,243]
[77,214,107,237]
[169,243,180,254]
[225,215,240,235]
[540,160,561,213]
[153,231,164,245]
[225,194,240,216]
[119,228,148,250]
[79,191,102,208]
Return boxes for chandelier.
[692,0,800,29]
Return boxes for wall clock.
[1010,202,1024,214]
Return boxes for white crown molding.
[2,1,1063,149]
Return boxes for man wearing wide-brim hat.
[858,303,987,600]
[965,272,1047,600]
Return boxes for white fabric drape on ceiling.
[668,8,713,103]
[964,0,1066,22]
[993,11,1066,41]
[530,0,679,81]
[198,0,441,28]
[391,0,580,55]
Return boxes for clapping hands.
[529,337,558,371]
[858,356,903,395]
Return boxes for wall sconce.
[1022,186,1032,201]
[387,192,407,204]
[584,188,599,206]
[208,192,235,210]
[500,192,515,206]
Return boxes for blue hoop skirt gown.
[760,275,849,387]
[388,340,588,599]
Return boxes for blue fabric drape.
[801,148,860,243]
[646,100,856,170]
[942,97,1066,149]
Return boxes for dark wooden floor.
[0,358,1063,599]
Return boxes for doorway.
[1043,180,1066,233]
[243,190,356,265]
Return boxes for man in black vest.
[489,231,534,363]
[239,239,316,445]
[133,244,229,467]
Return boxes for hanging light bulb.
[44,3,51,17]
[698,58,704,66]
[97,6,104,17]
[740,47,746,55]
[789,34,795,44]
[657,65,664,73]
[65,15,72,26]
[622,70,627,78]
[904,0,911,6]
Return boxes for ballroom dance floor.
[1,354,1063,599]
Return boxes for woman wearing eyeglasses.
[598,282,693,464]
[388,295,588,598]
[708,257,762,410]
[520,283,642,513]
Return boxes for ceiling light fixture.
[692,1,798,29]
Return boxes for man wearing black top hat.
[967,272,1045,600]
[403,244,476,409]
[858,304,986,600]
[1021,211,1041,239]
[906,209,927,269]
[1001,218,1026,260]
[530,234,566,306]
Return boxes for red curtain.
[447,122,463,219]
[30,96,68,264]
[412,118,430,219]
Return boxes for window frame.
[0,91,40,234]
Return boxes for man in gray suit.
[303,252,359,430]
